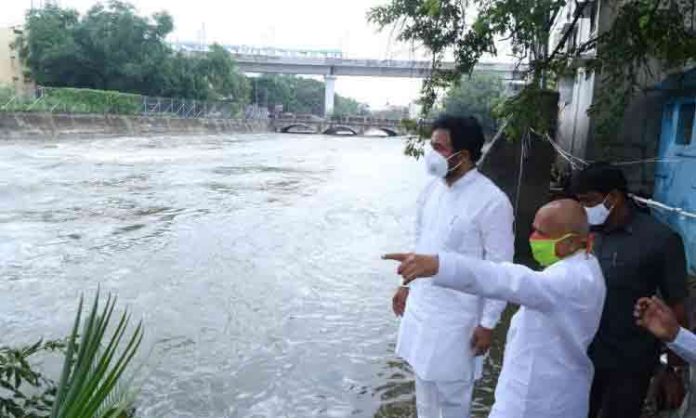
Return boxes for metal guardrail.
[140,96,242,119]
[2,88,396,123]
[0,86,269,120]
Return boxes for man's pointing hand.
[382,253,439,285]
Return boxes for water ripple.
[0,134,505,418]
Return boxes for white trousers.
[415,375,474,418]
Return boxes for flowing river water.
[0,133,509,417]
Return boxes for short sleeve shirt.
[588,208,688,371]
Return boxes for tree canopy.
[442,72,505,134]
[17,1,249,103]
[369,0,696,154]
[249,74,369,116]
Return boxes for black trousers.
[588,369,653,418]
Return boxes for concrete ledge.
[0,112,271,140]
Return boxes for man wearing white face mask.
[571,163,689,417]
[392,114,514,418]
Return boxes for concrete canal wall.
[0,112,271,140]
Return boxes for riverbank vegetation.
[0,85,142,115]
[0,292,143,418]
[12,1,371,118]
[17,2,249,104]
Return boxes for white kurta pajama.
[433,251,606,418]
[397,169,514,418]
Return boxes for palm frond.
[49,289,143,418]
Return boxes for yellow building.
[0,26,34,97]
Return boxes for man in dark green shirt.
[571,163,688,418]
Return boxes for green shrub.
[0,291,143,418]
[39,88,141,115]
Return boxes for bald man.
[383,200,606,418]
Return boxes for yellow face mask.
[529,233,576,267]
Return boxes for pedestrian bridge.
[271,115,405,136]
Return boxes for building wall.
[0,26,34,97]
[550,0,695,193]
[550,0,602,167]
[557,68,596,160]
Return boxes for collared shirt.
[433,251,606,418]
[396,168,514,381]
[589,207,688,371]
[667,327,696,364]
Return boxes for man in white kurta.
[386,199,606,418]
[394,115,514,418]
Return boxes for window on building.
[676,102,695,145]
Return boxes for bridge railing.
[272,114,405,125]
[328,115,404,125]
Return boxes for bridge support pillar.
[324,75,336,117]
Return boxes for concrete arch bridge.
[271,115,405,136]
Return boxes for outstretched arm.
[435,252,567,312]
[383,252,569,312]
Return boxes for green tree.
[250,75,302,112]
[442,72,505,134]
[159,52,209,100]
[17,1,249,112]
[369,0,696,154]
[334,95,370,117]
[250,75,367,116]
[74,1,173,95]
[17,5,83,87]
[19,1,173,95]
[288,77,324,115]
[200,44,251,102]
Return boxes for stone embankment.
[0,112,270,140]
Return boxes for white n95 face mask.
[585,196,613,226]
[425,151,461,178]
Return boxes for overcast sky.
[4,0,509,108]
